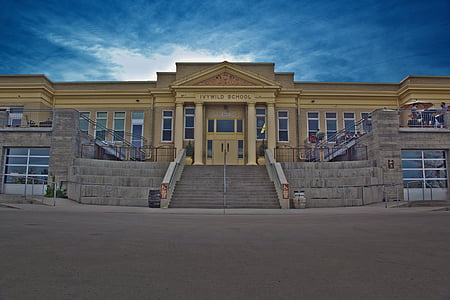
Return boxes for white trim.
[325,112,337,142]
[161,110,174,142]
[307,111,320,139]
[95,111,108,141]
[277,110,289,142]
[113,111,126,142]
[343,112,356,133]
[184,107,195,140]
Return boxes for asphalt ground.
[0,200,449,300]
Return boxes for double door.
[211,140,239,165]
[206,118,244,165]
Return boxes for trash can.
[293,191,306,209]
[148,189,161,208]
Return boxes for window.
[343,112,356,135]
[131,111,144,147]
[256,108,266,140]
[402,150,448,188]
[278,111,289,142]
[162,110,173,142]
[361,113,372,133]
[8,107,23,127]
[325,112,337,142]
[307,112,319,142]
[113,112,125,142]
[216,120,235,132]
[3,148,50,194]
[207,140,213,158]
[237,120,243,133]
[184,108,195,140]
[95,112,108,141]
[79,112,90,134]
[238,140,244,158]
[208,120,214,133]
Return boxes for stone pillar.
[267,103,276,154]
[366,109,403,200]
[444,111,449,128]
[0,111,7,128]
[193,102,204,165]
[174,103,184,152]
[247,102,257,165]
[49,109,81,183]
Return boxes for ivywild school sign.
[197,94,253,101]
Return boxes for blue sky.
[1,0,449,82]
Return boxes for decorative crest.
[195,72,257,86]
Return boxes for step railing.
[160,149,186,208]
[79,114,146,160]
[305,113,372,162]
[264,149,290,209]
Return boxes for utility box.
[293,191,306,209]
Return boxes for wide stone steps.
[170,165,280,209]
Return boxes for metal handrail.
[314,112,372,148]
[338,180,437,207]
[0,174,57,206]
[0,108,54,128]
[80,114,146,160]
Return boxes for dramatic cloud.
[0,0,449,82]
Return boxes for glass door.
[206,119,244,165]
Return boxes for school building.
[0,61,449,208]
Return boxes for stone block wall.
[282,160,384,207]
[48,109,81,184]
[361,109,450,200]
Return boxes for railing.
[0,109,54,128]
[159,149,186,208]
[79,114,146,161]
[265,149,290,209]
[396,108,447,128]
[275,144,368,162]
[80,144,176,162]
[141,145,177,162]
[338,181,440,207]
[0,174,57,206]
[80,114,146,147]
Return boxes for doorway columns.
[247,102,257,165]
[267,103,276,154]
[193,101,204,165]
[174,102,184,152]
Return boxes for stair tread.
[170,165,280,209]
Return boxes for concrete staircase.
[170,165,280,208]
[67,158,169,206]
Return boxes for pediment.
[170,62,280,88]
[195,72,257,86]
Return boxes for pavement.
[1,198,449,300]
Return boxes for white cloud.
[105,45,254,81]
[45,33,254,80]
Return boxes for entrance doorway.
[206,119,244,165]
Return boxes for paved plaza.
[0,200,449,300]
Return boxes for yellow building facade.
[1,61,449,166]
